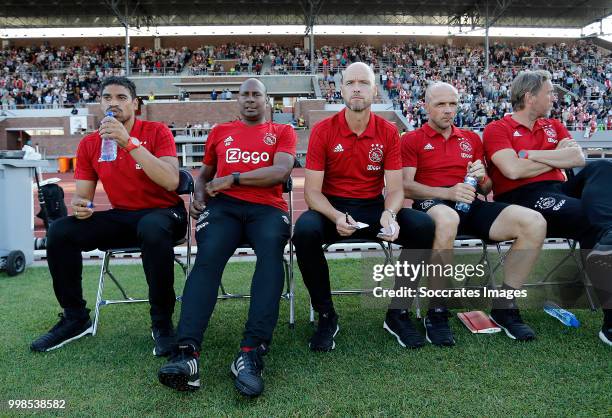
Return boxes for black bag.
[37,184,68,228]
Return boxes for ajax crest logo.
[368,143,384,163]
[459,140,473,153]
[263,133,277,145]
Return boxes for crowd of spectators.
[2,40,611,132]
[1,44,190,109]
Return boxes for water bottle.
[99,111,117,162]
[455,175,478,213]
[543,301,580,328]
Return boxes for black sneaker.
[490,308,536,341]
[152,324,176,357]
[230,347,266,397]
[383,310,425,348]
[30,312,92,352]
[423,308,455,347]
[600,310,612,347]
[158,344,200,391]
[309,312,339,352]
[587,229,612,263]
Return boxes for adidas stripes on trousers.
[176,194,291,350]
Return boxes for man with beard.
[158,78,296,396]
[293,62,435,352]
[31,76,187,356]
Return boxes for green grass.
[0,256,611,417]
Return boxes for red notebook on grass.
[457,311,501,334]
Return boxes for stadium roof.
[0,0,610,30]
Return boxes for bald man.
[293,62,435,351]
[158,78,296,397]
[402,82,546,344]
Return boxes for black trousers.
[496,160,612,249]
[46,204,187,327]
[293,195,435,314]
[176,194,291,350]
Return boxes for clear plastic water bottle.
[99,111,117,162]
[543,301,580,328]
[455,175,478,213]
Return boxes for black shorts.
[495,180,597,246]
[412,197,509,240]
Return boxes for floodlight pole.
[484,0,489,76]
[124,1,130,76]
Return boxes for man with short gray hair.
[483,70,612,347]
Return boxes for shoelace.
[238,351,262,374]
[170,345,198,362]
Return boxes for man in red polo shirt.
[403,82,546,344]
[31,77,187,355]
[158,78,296,397]
[483,70,612,346]
[293,62,435,351]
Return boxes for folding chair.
[216,176,296,328]
[487,165,598,310]
[308,238,394,323]
[91,169,194,335]
[412,235,499,318]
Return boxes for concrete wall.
[131,74,316,97]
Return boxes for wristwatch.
[232,172,240,186]
[384,209,397,220]
[125,137,141,153]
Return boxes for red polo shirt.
[75,119,182,210]
[306,108,402,199]
[402,124,483,187]
[203,120,296,212]
[483,115,569,197]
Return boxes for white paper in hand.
[348,221,369,230]
[377,223,397,238]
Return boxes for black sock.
[64,307,90,320]
[493,283,519,310]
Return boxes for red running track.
[33,168,309,240]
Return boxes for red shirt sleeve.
[401,132,419,168]
[276,125,297,156]
[305,123,326,171]
[151,124,177,158]
[74,136,98,181]
[383,128,402,170]
[483,121,513,161]
[203,127,218,166]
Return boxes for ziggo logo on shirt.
[226,148,271,164]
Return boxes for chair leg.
[92,251,111,336]
[287,244,295,329]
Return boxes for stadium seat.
[91,169,194,335]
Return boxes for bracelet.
[232,172,240,186]
[518,150,529,159]
[383,209,397,220]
